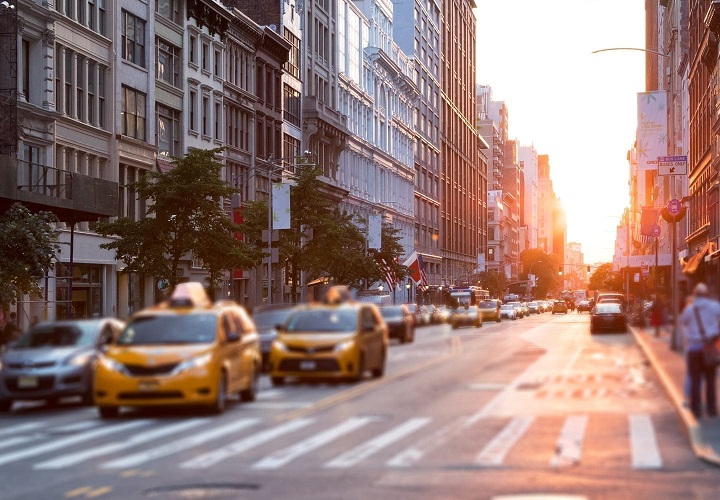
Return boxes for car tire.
[497,317,501,323]
[271,376,285,387]
[0,399,12,412]
[240,368,260,402]
[98,406,119,419]
[408,327,415,343]
[352,354,365,383]
[209,371,227,414]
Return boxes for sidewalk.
[630,324,720,466]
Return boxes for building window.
[122,10,146,67]
[156,38,180,87]
[98,67,106,128]
[21,39,29,101]
[189,89,197,132]
[189,34,197,65]
[64,50,72,116]
[202,94,209,136]
[283,84,300,127]
[283,29,300,79]
[283,134,300,163]
[156,0,180,24]
[214,101,221,139]
[121,86,146,140]
[201,42,209,72]
[157,105,180,157]
[214,48,221,77]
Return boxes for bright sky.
[474,0,646,264]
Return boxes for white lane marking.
[475,416,535,467]
[180,418,315,469]
[54,421,100,432]
[0,422,44,438]
[252,416,378,470]
[0,421,150,466]
[325,417,431,468]
[0,421,102,451]
[101,418,261,469]
[629,414,662,469]
[386,416,470,468]
[34,419,208,469]
[0,436,39,450]
[245,402,311,410]
[550,415,588,467]
[257,389,284,400]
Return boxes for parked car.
[450,305,483,329]
[500,304,518,321]
[551,300,568,314]
[379,305,415,344]
[94,282,261,418]
[507,301,525,318]
[590,302,628,334]
[0,318,124,412]
[527,302,540,314]
[252,304,300,372]
[576,300,592,313]
[432,305,451,324]
[269,290,388,385]
[478,299,502,323]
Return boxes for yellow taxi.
[94,282,261,418]
[478,299,502,323]
[268,286,388,385]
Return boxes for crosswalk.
[0,410,669,472]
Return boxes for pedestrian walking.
[678,282,720,419]
[650,299,665,337]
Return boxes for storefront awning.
[682,242,716,274]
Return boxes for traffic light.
[558,266,563,275]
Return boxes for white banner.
[272,182,291,230]
[368,213,382,249]
[636,91,667,171]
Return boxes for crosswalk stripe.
[386,416,470,468]
[101,418,261,469]
[0,436,38,450]
[0,421,150,466]
[252,416,378,470]
[475,416,535,466]
[0,422,44,438]
[550,415,587,467]
[325,417,431,468]
[180,418,316,469]
[34,419,208,469]
[629,414,662,469]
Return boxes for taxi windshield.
[284,309,357,333]
[117,314,217,345]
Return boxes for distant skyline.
[474,0,646,264]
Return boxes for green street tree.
[588,262,623,292]
[476,271,508,299]
[520,248,561,299]
[96,148,257,291]
[0,203,59,311]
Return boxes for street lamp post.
[406,281,411,304]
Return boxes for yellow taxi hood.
[277,332,356,347]
[104,344,213,364]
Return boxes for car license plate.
[17,376,38,388]
[299,360,316,371]
[138,380,159,391]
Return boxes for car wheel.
[352,354,365,383]
[98,406,119,419]
[408,327,415,343]
[271,376,285,387]
[0,399,12,412]
[240,367,260,402]
[497,317,501,323]
[209,371,227,414]
[371,350,386,378]
[399,330,407,344]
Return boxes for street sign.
[658,155,688,176]
[668,198,681,216]
[641,263,649,276]
[651,224,661,237]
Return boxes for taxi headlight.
[272,340,288,352]
[333,340,355,353]
[67,352,92,367]
[98,355,129,375]
[170,353,212,375]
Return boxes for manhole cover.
[144,484,260,498]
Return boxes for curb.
[631,327,720,466]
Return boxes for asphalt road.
[1,311,718,500]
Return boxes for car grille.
[260,339,274,352]
[286,345,335,354]
[7,361,56,369]
[124,363,179,376]
[5,376,55,391]
[278,359,341,372]
[117,391,184,400]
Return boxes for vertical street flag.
[272,182,291,230]
[403,251,423,285]
[637,91,668,171]
[368,213,382,250]
[417,253,428,286]
[375,254,398,290]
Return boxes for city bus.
[448,286,490,308]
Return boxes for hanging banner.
[637,91,667,171]
[271,182,291,230]
[368,213,382,250]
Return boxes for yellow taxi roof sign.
[168,282,212,308]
